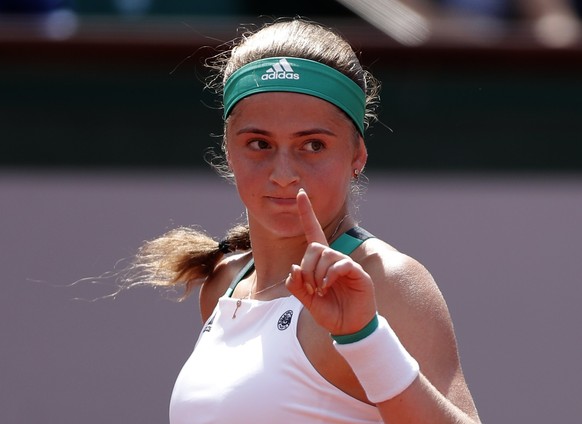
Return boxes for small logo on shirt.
[277,310,293,331]
[203,313,216,333]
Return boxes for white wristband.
[333,315,420,403]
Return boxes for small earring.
[353,169,360,178]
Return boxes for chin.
[250,215,304,239]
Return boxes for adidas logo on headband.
[261,58,300,81]
[224,56,366,134]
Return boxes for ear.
[351,135,368,174]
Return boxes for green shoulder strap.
[330,227,375,255]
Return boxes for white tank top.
[170,228,381,423]
[169,294,382,423]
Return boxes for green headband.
[223,57,366,135]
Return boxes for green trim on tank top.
[329,227,374,256]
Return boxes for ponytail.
[132,224,251,297]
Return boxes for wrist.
[332,314,420,403]
[331,313,379,345]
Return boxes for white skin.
[200,92,481,423]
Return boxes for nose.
[269,151,300,187]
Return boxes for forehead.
[227,92,355,131]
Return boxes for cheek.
[231,167,253,193]
[306,161,352,200]
[230,162,264,203]
[232,176,255,209]
[316,155,354,182]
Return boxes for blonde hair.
[134,18,379,297]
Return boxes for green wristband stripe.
[331,314,379,345]
[223,57,366,135]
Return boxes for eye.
[303,140,325,152]
[248,139,271,150]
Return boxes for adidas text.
[261,58,300,81]
[261,72,299,81]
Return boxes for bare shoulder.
[356,238,447,322]
[198,252,252,321]
[356,237,479,417]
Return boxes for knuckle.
[320,248,336,260]
[308,241,325,251]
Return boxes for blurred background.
[1,1,581,423]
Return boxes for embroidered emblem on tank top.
[277,310,293,331]
[203,313,216,333]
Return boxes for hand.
[285,189,378,335]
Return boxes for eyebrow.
[235,127,337,137]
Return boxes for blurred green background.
[1,0,581,171]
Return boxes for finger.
[297,188,328,246]
[287,264,315,297]
[321,258,365,291]
[299,242,325,295]
[312,248,346,295]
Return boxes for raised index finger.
[297,188,328,246]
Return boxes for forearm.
[332,314,480,423]
[377,373,481,424]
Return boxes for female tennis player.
[134,18,481,424]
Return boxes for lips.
[265,196,297,207]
